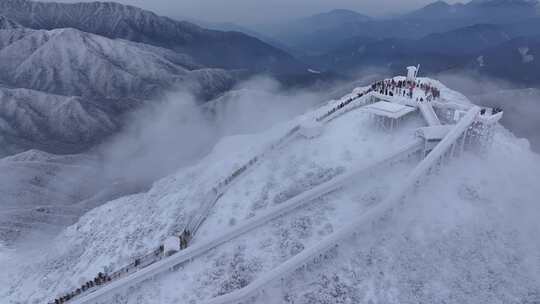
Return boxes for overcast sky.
[43,0,465,24]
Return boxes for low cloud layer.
[436,71,540,152]
[98,76,323,185]
[0,75,326,247]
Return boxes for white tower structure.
[406,66,418,82]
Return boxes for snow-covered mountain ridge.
[0,86,119,155]
[2,76,539,304]
[0,0,306,75]
[0,26,235,155]
[0,0,316,158]
[0,27,225,99]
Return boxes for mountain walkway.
[50,78,485,304]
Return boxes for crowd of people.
[479,106,504,116]
[52,272,112,303]
[50,231,187,304]
[216,156,258,190]
[316,87,373,122]
[48,131,272,304]
[372,78,441,102]
[179,229,192,250]
[317,77,446,124]
[492,107,503,115]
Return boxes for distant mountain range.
[258,0,540,55]
[304,18,540,85]
[176,17,300,56]
[0,0,328,155]
[0,0,538,156]
[467,35,540,85]
[0,0,307,76]
[407,0,540,21]
[255,9,374,55]
[268,0,539,86]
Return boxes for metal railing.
[204,107,480,304]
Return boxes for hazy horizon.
[39,0,466,25]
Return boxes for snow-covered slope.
[2,80,539,304]
[0,0,307,159]
[0,0,306,75]
[0,150,101,243]
[0,86,120,155]
[0,27,229,99]
[0,147,153,245]
[0,27,235,154]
